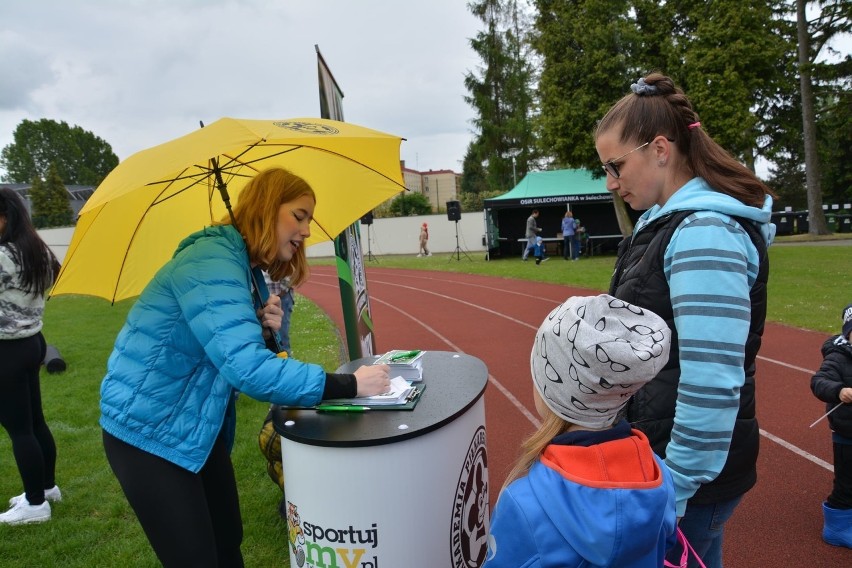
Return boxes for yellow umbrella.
[50,117,405,302]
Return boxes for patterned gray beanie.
[531,294,671,428]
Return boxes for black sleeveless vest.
[609,210,768,504]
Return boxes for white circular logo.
[450,426,489,568]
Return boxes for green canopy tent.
[482,169,630,258]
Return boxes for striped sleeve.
[662,212,759,516]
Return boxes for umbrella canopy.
[50,117,405,302]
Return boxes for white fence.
[37,212,489,264]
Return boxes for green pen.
[316,405,371,413]
[389,350,421,362]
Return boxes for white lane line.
[361,269,578,302]
[311,281,541,427]
[310,272,831,466]
[757,355,815,375]
[759,429,833,472]
[364,278,540,330]
[755,358,832,471]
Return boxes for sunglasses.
[601,141,650,179]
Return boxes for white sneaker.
[0,499,51,525]
[9,485,62,508]
[417,253,422,257]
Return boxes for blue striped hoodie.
[632,177,774,515]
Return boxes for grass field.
[0,241,847,565]
[0,297,342,567]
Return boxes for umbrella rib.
[49,201,108,300]
[245,144,408,190]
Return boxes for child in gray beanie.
[484,294,677,568]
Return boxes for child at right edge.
[483,294,677,567]
[810,302,852,548]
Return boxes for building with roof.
[0,182,94,222]
[401,162,460,213]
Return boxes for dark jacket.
[811,335,852,439]
[609,197,770,511]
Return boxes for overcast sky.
[0,0,483,179]
[3,2,849,183]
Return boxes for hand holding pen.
[353,364,390,397]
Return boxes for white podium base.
[281,398,488,568]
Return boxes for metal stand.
[449,220,471,262]
[365,224,379,262]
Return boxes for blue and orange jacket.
[484,420,676,567]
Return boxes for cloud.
[0,32,55,109]
[0,0,482,178]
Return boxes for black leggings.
[0,333,56,506]
[103,430,244,567]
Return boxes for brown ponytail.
[595,72,775,207]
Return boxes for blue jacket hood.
[484,426,676,567]
[638,177,775,246]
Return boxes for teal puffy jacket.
[100,225,325,472]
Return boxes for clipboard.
[366,383,426,411]
[319,384,426,411]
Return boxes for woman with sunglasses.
[595,73,776,568]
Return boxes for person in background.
[484,294,675,567]
[560,210,580,261]
[521,209,542,261]
[810,303,852,549]
[263,272,295,357]
[99,167,391,567]
[597,72,775,567]
[418,222,431,257]
[532,235,549,265]
[0,188,61,525]
[575,218,587,256]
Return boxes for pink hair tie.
[688,121,701,130]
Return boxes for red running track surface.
[299,266,851,565]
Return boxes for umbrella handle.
[205,149,281,353]
[249,268,284,355]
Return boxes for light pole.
[505,148,520,186]
[434,177,439,213]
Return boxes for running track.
[299,266,850,565]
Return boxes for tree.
[818,93,852,204]
[388,192,432,217]
[464,0,538,196]
[792,0,851,234]
[28,163,73,228]
[460,142,491,196]
[460,188,505,212]
[680,0,791,170]
[0,118,119,185]
[534,0,642,170]
[533,0,644,234]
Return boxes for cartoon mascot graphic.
[286,501,306,567]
